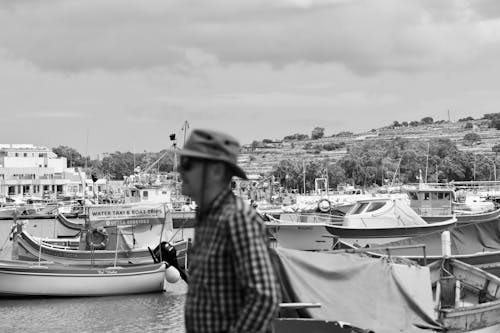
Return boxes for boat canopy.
[271,247,442,333]
[343,198,429,228]
[369,218,500,257]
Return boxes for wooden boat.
[266,198,456,250]
[13,229,188,268]
[428,258,500,332]
[12,203,188,268]
[272,247,500,333]
[0,260,168,297]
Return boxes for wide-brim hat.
[176,128,248,180]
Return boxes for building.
[0,144,106,199]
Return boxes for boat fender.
[165,266,181,283]
[86,227,109,250]
[318,199,331,213]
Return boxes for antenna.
[85,128,89,171]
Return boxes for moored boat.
[272,247,500,333]
[266,198,456,250]
[408,186,500,224]
[339,218,500,277]
[0,260,168,297]
[12,203,189,268]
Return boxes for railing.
[269,213,343,225]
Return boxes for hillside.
[238,119,500,176]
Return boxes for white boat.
[0,260,168,297]
[266,198,456,250]
[0,205,19,218]
[408,186,500,224]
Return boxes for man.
[178,129,281,333]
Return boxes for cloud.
[0,0,499,74]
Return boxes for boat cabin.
[408,188,454,217]
[123,186,172,204]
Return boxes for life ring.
[86,227,109,250]
[318,199,332,213]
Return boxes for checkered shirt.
[184,188,281,333]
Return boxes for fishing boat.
[408,185,500,224]
[266,198,456,250]
[272,247,500,333]
[12,203,188,268]
[0,260,168,297]
[13,229,188,267]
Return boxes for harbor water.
[0,220,187,333]
[0,284,187,333]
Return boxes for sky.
[1,0,500,156]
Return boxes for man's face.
[178,156,205,200]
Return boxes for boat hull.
[422,208,500,225]
[0,261,166,297]
[14,231,188,268]
[325,218,456,247]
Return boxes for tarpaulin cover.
[343,199,429,228]
[367,219,500,256]
[272,247,442,333]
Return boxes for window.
[15,153,19,157]
[366,201,386,212]
[409,192,418,200]
[23,153,27,157]
[143,191,149,198]
[351,202,369,215]
[424,193,430,200]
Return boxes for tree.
[421,117,434,124]
[52,146,85,167]
[463,132,481,146]
[311,127,325,140]
[458,116,474,122]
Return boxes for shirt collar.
[196,187,232,221]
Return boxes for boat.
[408,185,500,224]
[266,198,456,250]
[13,229,188,268]
[0,205,19,218]
[272,247,500,332]
[0,260,169,297]
[12,203,188,268]
[339,218,500,277]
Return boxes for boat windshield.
[365,201,386,212]
[350,202,370,215]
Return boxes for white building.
[0,144,106,199]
